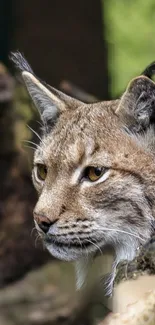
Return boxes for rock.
[0,261,77,325]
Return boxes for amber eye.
[36,164,47,181]
[84,166,105,182]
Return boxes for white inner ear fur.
[22,71,66,111]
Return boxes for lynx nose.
[34,213,54,234]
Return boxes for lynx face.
[33,103,154,264]
[11,52,155,289]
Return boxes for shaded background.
[0,0,155,324]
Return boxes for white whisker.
[96,227,145,242]
[75,235,89,260]
[22,139,40,149]
[86,238,103,255]
[75,234,83,250]
[31,227,37,237]
[26,124,44,144]
[23,144,36,151]
[36,120,44,128]
[34,234,41,248]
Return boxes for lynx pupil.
[84,166,104,182]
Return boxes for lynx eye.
[84,166,105,182]
[36,164,47,181]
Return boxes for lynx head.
[11,52,155,289]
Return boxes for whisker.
[42,240,47,251]
[96,227,145,242]
[75,234,83,250]
[34,234,42,248]
[31,227,37,237]
[92,236,107,251]
[26,124,43,143]
[75,234,89,259]
[36,120,44,127]
[23,139,48,156]
[75,234,90,261]
[23,144,36,151]
[22,139,40,149]
[86,239,103,255]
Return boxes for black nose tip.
[39,221,51,233]
[34,213,54,234]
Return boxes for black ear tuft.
[10,51,34,74]
[141,61,155,79]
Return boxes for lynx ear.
[10,51,82,126]
[141,61,155,79]
[116,76,155,131]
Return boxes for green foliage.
[103,0,155,96]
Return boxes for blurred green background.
[103,0,155,96]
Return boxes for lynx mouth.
[44,236,102,261]
[45,236,92,248]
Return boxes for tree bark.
[99,235,155,325]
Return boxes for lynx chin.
[11,52,155,294]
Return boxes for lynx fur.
[11,52,155,293]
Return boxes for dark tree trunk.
[11,0,109,99]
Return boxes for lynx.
[11,52,155,293]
